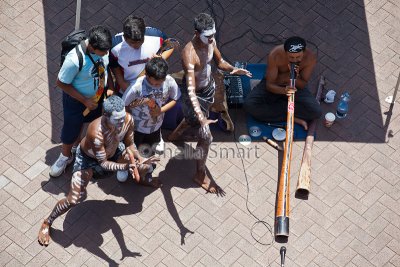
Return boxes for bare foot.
[294,117,308,130]
[193,172,225,196]
[38,220,50,246]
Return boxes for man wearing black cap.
[244,36,322,129]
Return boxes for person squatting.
[39,95,158,246]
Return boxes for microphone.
[290,63,297,80]
[280,246,286,267]
[289,63,297,88]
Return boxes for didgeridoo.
[275,63,296,237]
[296,76,325,196]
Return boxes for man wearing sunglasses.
[49,25,112,178]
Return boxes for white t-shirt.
[122,75,180,134]
[110,34,162,85]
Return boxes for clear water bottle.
[336,92,351,118]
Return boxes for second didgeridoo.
[296,76,325,196]
[275,63,296,237]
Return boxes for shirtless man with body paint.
[38,96,158,246]
[168,13,251,194]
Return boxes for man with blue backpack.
[49,25,113,177]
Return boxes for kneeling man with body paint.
[38,95,159,246]
[168,13,251,194]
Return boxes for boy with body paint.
[38,96,159,246]
[168,13,251,194]
[244,36,322,129]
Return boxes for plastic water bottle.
[336,92,351,118]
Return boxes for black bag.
[60,29,87,71]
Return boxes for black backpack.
[60,29,87,71]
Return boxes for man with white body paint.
[38,96,158,246]
[168,13,251,194]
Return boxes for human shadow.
[41,146,198,248]
[51,199,141,266]
[160,140,227,244]
[40,165,151,265]
[87,154,195,246]
[158,153,196,245]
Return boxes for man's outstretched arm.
[213,45,252,77]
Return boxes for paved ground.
[0,0,399,266]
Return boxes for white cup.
[325,112,335,128]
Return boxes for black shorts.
[181,78,215,125]
[72,143,124,173]
[61,92,103,144]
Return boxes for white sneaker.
[116,170,129,182]
[155,136,165,154]
[49,153,73,177]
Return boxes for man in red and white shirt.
[109,15,174,95]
